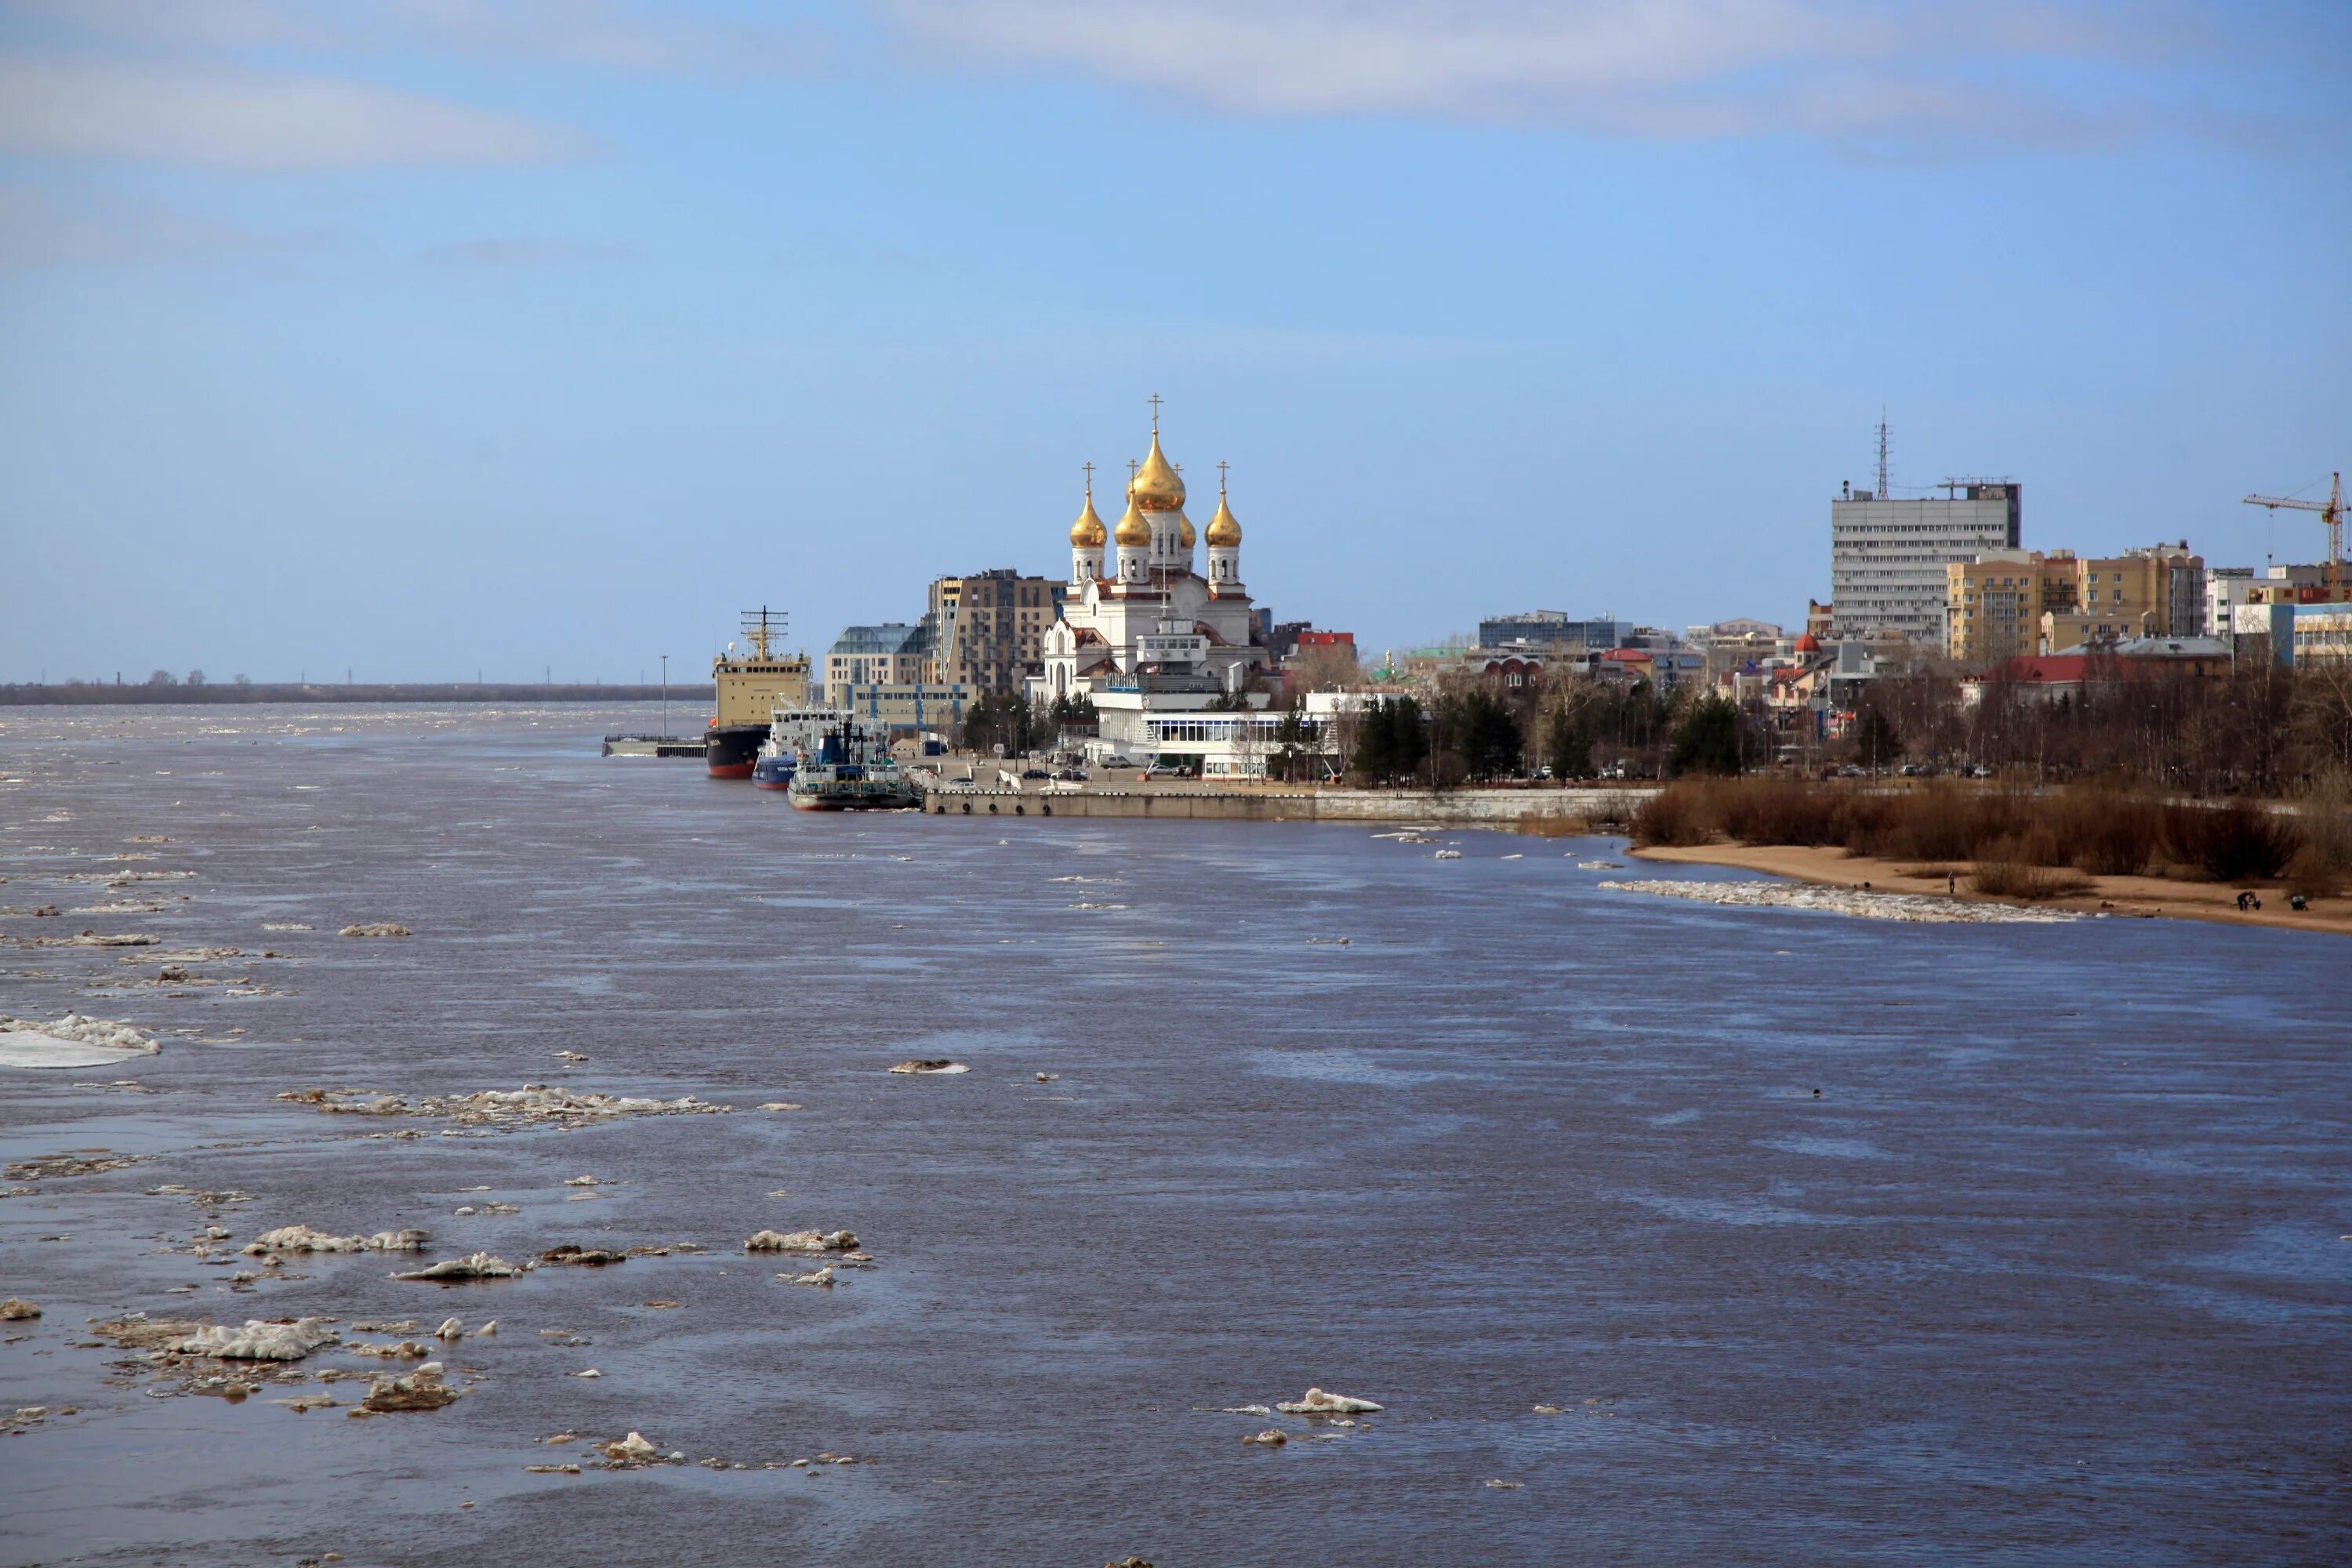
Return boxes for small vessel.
[706,608,811,779]
[751,704,851,791]
[787,716,921,811]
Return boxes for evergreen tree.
[1669,694,1742,777]
[1853,706,1902,774]
[1458,689,1525,779]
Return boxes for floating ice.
[1276,1388,1384,1414]
[887,1060,967,1075]
[174,1318,337,1361]
[1599,879,2078,924]
[0,1014,158,1069]
[745,1229,858,1254]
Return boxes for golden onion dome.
[1178,512,1196,549]
[1131,431,1185,512]
[1206,485,1241,546]
[1069,487,1106,548]
[1113,488,1152,547]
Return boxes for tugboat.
[751,703,850,791]
[706,608,811,779]
[786,715,922,811]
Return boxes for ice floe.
[0,1014,158,1069]
[1598,879,2078,924]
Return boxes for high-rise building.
[926,569,1063,695]
[1832,479,2021,644]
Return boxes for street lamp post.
[660,654,669,738]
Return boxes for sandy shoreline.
[1630,842,2352,937]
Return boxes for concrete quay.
[916,782,1653,826]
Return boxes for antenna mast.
[1875,412,1891,499]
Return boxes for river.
[2,705,2345,1566]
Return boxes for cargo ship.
[707,608,812,779]
[787,715,921,811]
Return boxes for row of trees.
[956,692,1096,755]
[1331,658,2352,797]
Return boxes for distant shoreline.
[0,683,716,707]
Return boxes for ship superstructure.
[706,608,811,778]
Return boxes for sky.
[2,0,2348,683]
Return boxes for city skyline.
[3,0,2349,680]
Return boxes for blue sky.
[2,0,2347,681]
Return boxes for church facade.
[1030,412,1283,774]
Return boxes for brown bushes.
[2164,801,2300,882]
[1969,862,2094,899]
[1713,779,1843,847]
[1630,787,1709,848]
[1632,776,2321,886]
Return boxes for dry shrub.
[1715,779,1842,846]
[2045,787,2163,877]
[2165,801,2301,882]
[2286,771,2351,897]
[1630,786,1710,848]
[1971,862,2093,900]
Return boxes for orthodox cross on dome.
[1218,459,1229,492]
[1128,458,1139,488]
[1147,392,1163,434]
[1081,459,1094,496]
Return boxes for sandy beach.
[1632,842,2352,937]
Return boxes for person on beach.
[1948,873,1958,896]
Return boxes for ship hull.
[751,754,797,790]
[705,724,766,779]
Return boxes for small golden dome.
[1113,488,1151,547]
[1206,486,1241,546]
[1178,512,1196,549]
[1069,488,1105,548]
[1131,431,1185,512]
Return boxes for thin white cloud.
[0,183,277,266]
[9,0,828,76]
[423,235,640,263]
[873,0,2319,153]
[0,52,580,165]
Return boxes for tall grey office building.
[1831,479,2021,643]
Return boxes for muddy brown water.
[2,705,2347,1566]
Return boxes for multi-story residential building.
[1946,550,2081,665]
[1947,544,2203,665]
[2039,545,2203,652]
[1832,479,2021,644]
[822,623,927,699]
[926,568,1062,695]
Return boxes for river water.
[2,705,2346,1566]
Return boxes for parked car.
[1143,764,1197,781]
[1054,768,1088,782]
[1020,768,1051,781]
[1101,756,1137,769]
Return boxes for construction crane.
[2242,471,2344,593]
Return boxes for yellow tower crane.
[2242,471,2344,593]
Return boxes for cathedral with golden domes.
[1034,407,1269,713]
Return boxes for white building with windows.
[1831,480,2022,644]
[1031,413,1283,774]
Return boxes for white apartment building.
[1831,480,2021,644]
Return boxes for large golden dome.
[1069,486,1106,548]
[1113,488,1152,547]
[1206,485,1241,546]
[1131,431,1185,512]
[1178,512,1196,549]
